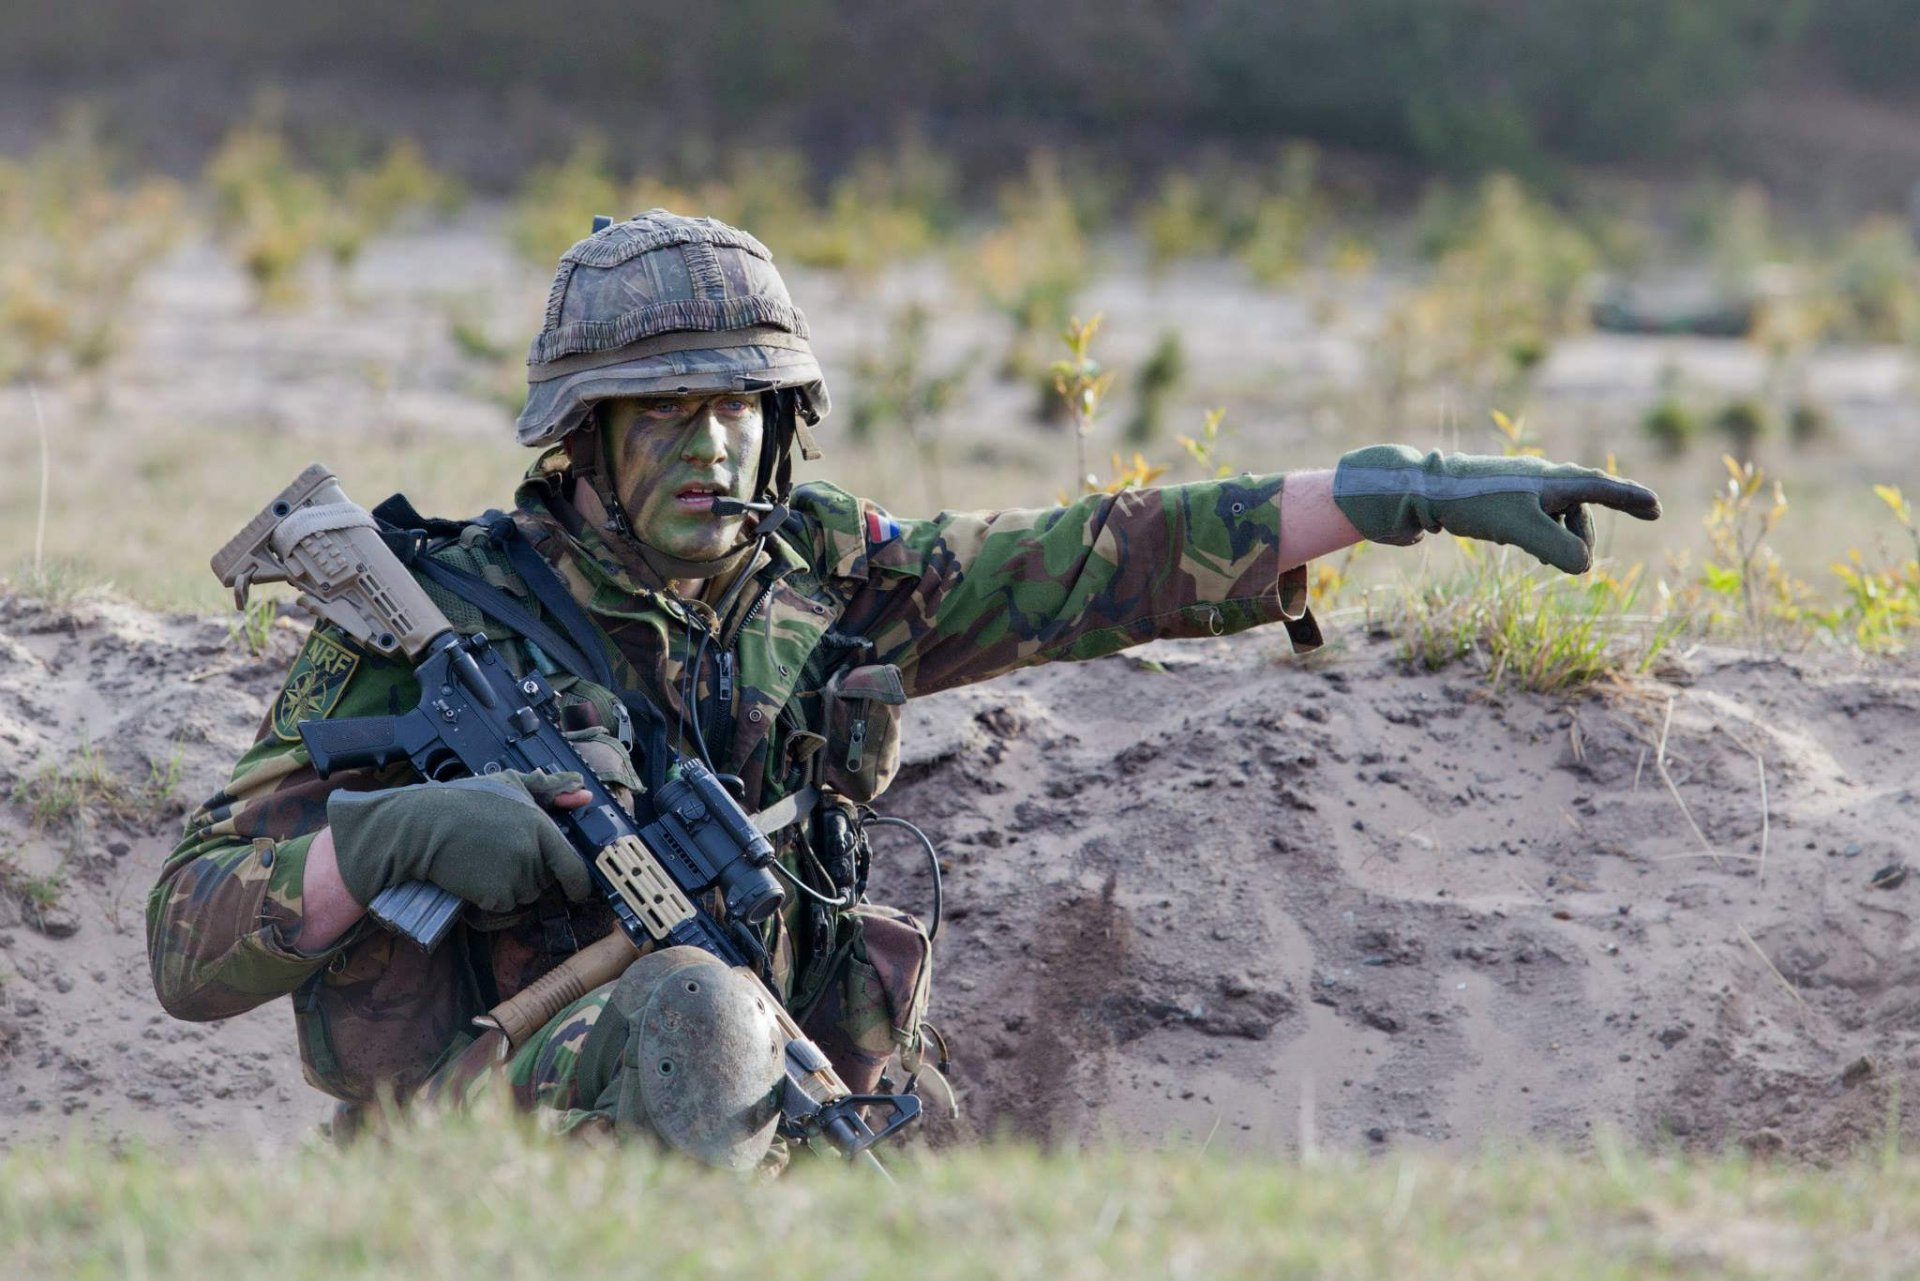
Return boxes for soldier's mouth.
[674,481,730,513]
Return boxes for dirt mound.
[880,635,1920,1162]
[4,589,1918,1161]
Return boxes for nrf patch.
[270,629,361,742]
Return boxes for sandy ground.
[3,586,1918,1163]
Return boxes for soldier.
[147,211,1659,1167]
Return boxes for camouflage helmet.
[515,209,831,450]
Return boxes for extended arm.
[1276,469,1362,571]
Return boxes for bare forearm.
[296,827,367,951]
[1280,470,1362,572]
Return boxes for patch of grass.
[0,864,65,916]
[226,595,279,656]
[0,418,526,612]
[0,560,118,608]
[1383,543,1678,694]
[9,740,185,837]
[3,1112,1919,1279]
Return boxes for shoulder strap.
[477,514,674,792]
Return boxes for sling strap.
[372,495,816,834]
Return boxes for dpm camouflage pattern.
[148,450,1319,1119]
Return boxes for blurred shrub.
[209,120,454,302]
[205,123,332,305]
[1237,145,1331,286]
[1714,398,1770,464]
[970,153,1091,383]
[847,300,970,508]
[515,136,956,285]
[787,139,958,282]
[1138,144,1339,288]
[1141,172,1224,268]
[1125,330,1185,444]
[1823,217,1919,345]
[0,112,185,384]
[1641,399,1699,458]
[1788,400,1831,449]
[328,139,464,272]
[510,139,620,267]
[1375,174,1596,411]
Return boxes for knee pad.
[605,946,787,1170]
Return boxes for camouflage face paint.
[602,395,765,561]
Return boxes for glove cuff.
[324,788,399,907]
[1332,444,1432,545]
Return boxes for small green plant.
[1641,398,1698,457]
[227,595,279,655]
[1811,485,1920,651]
[5,865,66,915]
[1697,455,1796,639]
[1176,408,1236,479]
[10,739,185,838]
[1049,314,1117,497]
[1125,330,1186,444]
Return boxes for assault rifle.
[212,464,919,1171]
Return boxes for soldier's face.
[601,393,765,561]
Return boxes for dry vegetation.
[3,118,1917,676]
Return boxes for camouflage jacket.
[146,451,1318,1103]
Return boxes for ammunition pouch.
[816,663,905,803]
[799,902,933,1097]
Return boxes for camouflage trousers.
[417,903,934,1142]
[420,982,624,1135]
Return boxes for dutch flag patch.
[865,507,901,547]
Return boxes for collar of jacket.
[512,453,806,633]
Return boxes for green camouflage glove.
[326,770,592,913]
[1332,445,1661,574]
